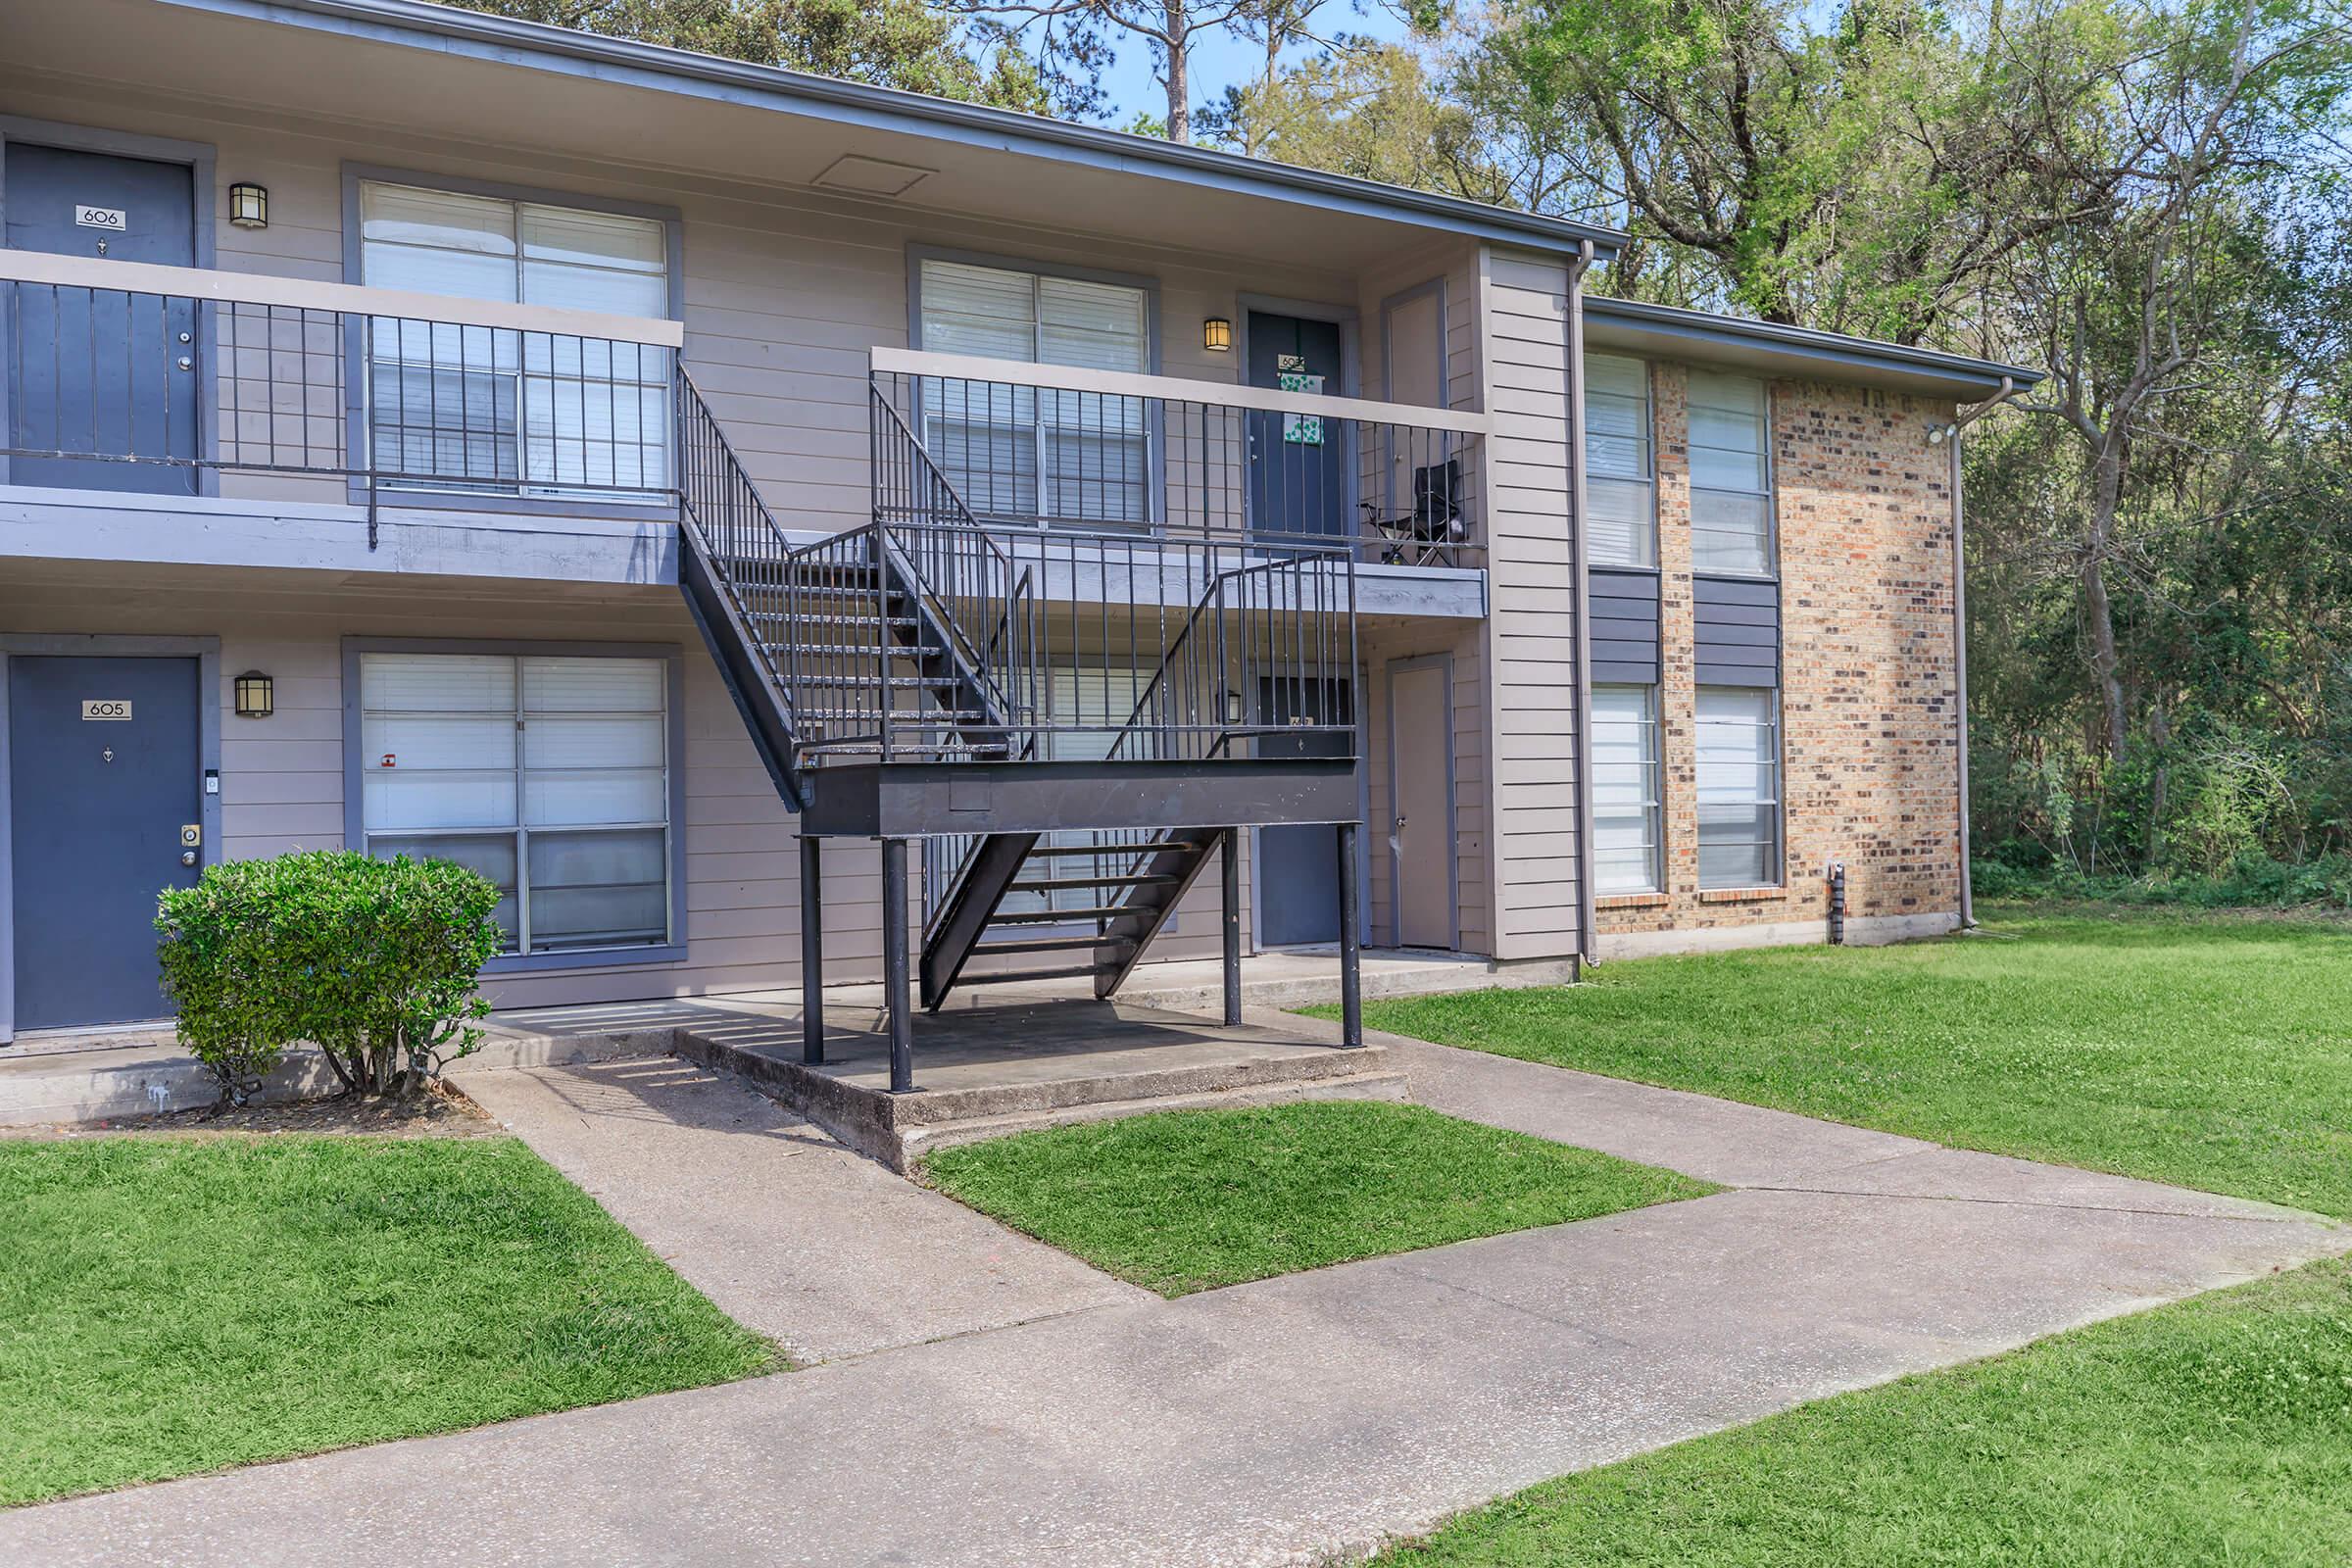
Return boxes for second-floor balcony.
[0,251,1490,589]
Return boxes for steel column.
[1220,827,1243,1026]
[880,835,916,1093]
[1337,821,1363,1047]
[800,834,824,1064]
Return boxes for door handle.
[179,850,197,866]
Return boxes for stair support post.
[1220,827,1242,1027]
[1337,821,1363,1048]
[800,834,825,1065]
[881,835,917,1094]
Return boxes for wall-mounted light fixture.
[1203,317,1233,354]
[1926,420,1959,446]
[233,670,274,718]
[1222,687,1247,725]
[227,182,270,229]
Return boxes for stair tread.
[744,612,917,626]
[953,962,1115,986]
[971,933,1140,956]
[986,905,1132,923]
[1008,873,1183,892]
[1019,840,1196,858]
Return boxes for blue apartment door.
[1255,675,1356,947]
[7,657,203,1030]
[4,143,200,493]
[1245,312,1348,540]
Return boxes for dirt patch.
[2,1082,499,1143]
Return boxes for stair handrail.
[676,366,812,732]
[1103,548,1353,763]
[869,382,1036,751]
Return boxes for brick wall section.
[1596,366,1964,944]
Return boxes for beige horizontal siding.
[1476,247,1584,959]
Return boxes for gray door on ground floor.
[1388,659,1454,949]
[1254,675,1356,947]
[7,655,202,1029]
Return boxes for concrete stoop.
[503,1002,1405,1172]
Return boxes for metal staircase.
[674,360,1369,1092]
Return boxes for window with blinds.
[916,258,1152,527]
[1688,370,1774,575]
[1585,354,1655,568]
[1591,685,1662,894]
[1695,686,1781,888]
[360,181,672,497]
[361,652,672,955]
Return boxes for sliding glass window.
[1584,354,1655,567]
[360,652,672,956]
[1591,684,1663,894]
[1694,685,1782,888]
[359,181,672,498]
[916,258,1152,528]
[1687,370,1773,575]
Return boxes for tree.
[946,0,1263,140]
[445,0,1061,111]
[1204,38,1509,191]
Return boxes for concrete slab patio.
[494,991,1405,1168]
[7,1027,2339,1568]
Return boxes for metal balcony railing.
[868,347,1488,569]
[0,251,682,527]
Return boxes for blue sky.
[1090,0,1413,133]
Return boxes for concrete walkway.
[457,1056,1146,1362]
[5,1037,2341,1567]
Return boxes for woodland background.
[466,0,2352,904]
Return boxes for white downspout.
[1566,240,1599,966]
[1947,374,2014,931]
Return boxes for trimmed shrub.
[157,851,504,1101]
[154,859,290,1105]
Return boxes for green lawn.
[1344,905,2352,1564]
[1345,905,2352,1216]
[0,1134,774,1505]
[921,1099,1712,1296]
[1375,1252,2352,1567]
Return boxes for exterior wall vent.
[811,155,935,198]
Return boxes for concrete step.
[528,1002,1407,1173]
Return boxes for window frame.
[1685,369,1777,578]
[1583,352,1657,569]
[1693,683,1785,891]
[1590,682,1664,896]
[907,244,1164,533]
[339,164,684,518]
[340,637,689,974]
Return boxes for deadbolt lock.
[181,824,202,848]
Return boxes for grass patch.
[0,1133,774,1505]
[1333,906,2352,1216]
[921,1099,1712,1296]
[1374,1253,2352,1566]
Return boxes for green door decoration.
[1276,354,1325,445]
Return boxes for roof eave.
[1586,298,2042,401]
[159,0,1628,261]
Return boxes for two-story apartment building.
[0,0,2036,1065]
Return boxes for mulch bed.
[3,1081,498,1143]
